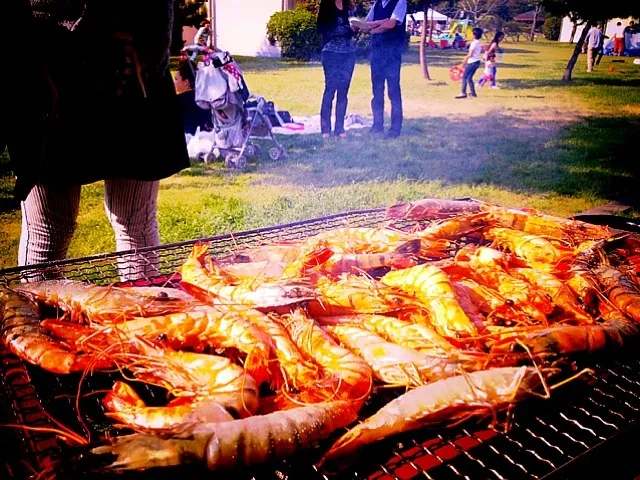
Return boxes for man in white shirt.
[361,0,407,138]
[612,21,625,56]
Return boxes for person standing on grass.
[585,24,603,73]
[455,27,483,99]
[317,0,356,139]
[484,31,504,89]
[612,22,625,56]
[5,0,190,281]
[624,20,637,53]
[362,0,407,139]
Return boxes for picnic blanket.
[272,113,370,135]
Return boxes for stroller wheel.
[269,147,285,161]
[236,156,248,169]
[245,144,258,157]
[225,154,247,169]
[205,152,217,164]
[196,152,206,162]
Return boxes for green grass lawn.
[1,40,639,269]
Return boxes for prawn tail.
[317,426,364,469]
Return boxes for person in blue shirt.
[585,24,603,73]
[359,0,407,139]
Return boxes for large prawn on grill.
[180,243,316,308]
[277,310,373,407]
[380,264,479,338]
[42,305,276,386]
[454,246,554,324]
[102,381,236,432]
[306,273,413,317]
[320,366,542,467]
[322,324,463,387]
[15,280,199,324]
[0,285,112,374]
[106,338,261,419]
[87,401,358,472]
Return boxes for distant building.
[183,0,301,57]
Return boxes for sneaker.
[454,94,467,99]
[490,85,500,89]
[369,127,384,136]
[322,133,330,139]
[469,93,478,98]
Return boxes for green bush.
[542,15,562,41]
[267,9,321,61]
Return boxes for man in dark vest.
[365,0,407,138]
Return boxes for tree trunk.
[569,22,577,43]
[420,1,432,80]
[562,21,592,81]
[428,5,434,42]
[529,4,540,42]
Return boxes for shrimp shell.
[0,286,112,374]
[90,401,357,472]
[321,366,538,466]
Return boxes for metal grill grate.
[2,206,640,479]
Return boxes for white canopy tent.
[406,9,448,23]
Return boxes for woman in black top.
[317,0,356,138]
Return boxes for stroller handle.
[181,45,235,68]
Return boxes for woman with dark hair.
[484,31,504,89]
[455,27,483,99]
[317,0,356,139]
[174,59,211,135]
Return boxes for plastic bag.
[195,63,229,110]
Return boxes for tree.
[529,1,542,41]
[542,0,640,81]
[171,0,207,55]
[408,0,432,80]
[456,0,507,23]
[567,11,585,43]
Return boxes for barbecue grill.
[3,203,640,480]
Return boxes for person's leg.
[370,48,386,133]
[459,63,471,96]
[467,61,480,96]
[490,65,498,87]
[19,184,81,268]
[104,179,161,281]
[587,48,594,72]
[321,51,339,136]
[335,53,356,136]
[385,46,403,136]
[595,48,604,66]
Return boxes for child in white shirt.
[455,27,484,99]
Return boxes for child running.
[455,27,483,99]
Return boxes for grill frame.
[2,204,640,480]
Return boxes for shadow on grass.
[502,77,640,90]
[258,112,640,207]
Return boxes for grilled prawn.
[89,401,357,472]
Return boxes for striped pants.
[19,180,160,281]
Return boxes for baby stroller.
[180,45,287,169]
